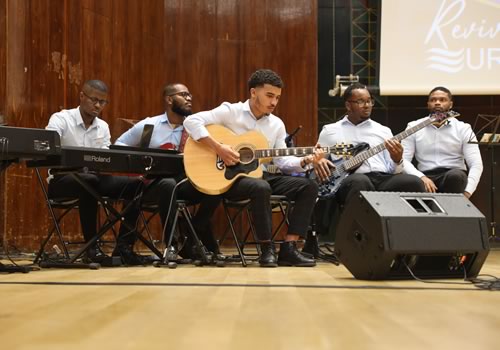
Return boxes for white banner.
[379,0,500,95]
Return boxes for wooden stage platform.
[1,249,500,350]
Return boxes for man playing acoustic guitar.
[184,69,318,267]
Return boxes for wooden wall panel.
[0,0,5,121]
[161,0,218,119]
[267,0,318,143]
[0,0,6,243]
[3,0,66,252]
[1,0,318,251]
[112,0,167,120]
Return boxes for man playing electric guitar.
[312,83,425,207]
[184,69,319,267]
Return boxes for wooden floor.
[1,250,500,350]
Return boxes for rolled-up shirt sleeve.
[184,103,234,140]
[115,121,143,146]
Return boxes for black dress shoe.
[193,225,221,256]
[178,244,200,260]
[259,242,277,267]
[113,245,149,266]
[84,245,108,263]
[278,241,316,267]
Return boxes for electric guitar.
[183,124,354,195]
[316,110,460,199]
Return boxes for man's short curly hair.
[342,82,371,102]
[83,79,108,93]
[428,86,453,101]
[248,69,284,90]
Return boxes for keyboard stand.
[1,159,36,273]
[39,171,163,268]
[0,262,35,273]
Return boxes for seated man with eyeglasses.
[312,82,424,208]
[115,83,221,260]
[46,79,144,264]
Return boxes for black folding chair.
[155,199,214,268]
[219,195,294,266]
[33,168,79,263]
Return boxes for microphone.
[285,125,302,147]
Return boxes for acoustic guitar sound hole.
[238,146,255,164]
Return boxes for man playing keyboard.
[46,79,144,264]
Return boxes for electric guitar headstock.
[328,142,357,159]
[430,110,460,127]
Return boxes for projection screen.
[379,0,500,95]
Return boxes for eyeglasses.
[348,99,375,107]
[82,91,109,106]
[168,91,193,99]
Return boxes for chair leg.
[34,207,73,263]
[271,200,291,241]
[162,208,181,262]
[222,204,247,267]
[139,210,158,249]
[219,204,244,246]
[243,207,260,256]
[34,169,72,264]
[179,204,211,265]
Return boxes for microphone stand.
[470,114,500,240]
[285,125,302,148]
[486,142,498,239]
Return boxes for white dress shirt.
[317,116,402,174]
[46,107,111,148]
[402,117,483,194]
[115,113,183,149]
[183,100,306,174]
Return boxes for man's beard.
[255,96,273,116]
[172,102,192,117]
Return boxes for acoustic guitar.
[183,124,353,195]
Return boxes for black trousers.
[336,172,426,206]
[423,168,468,193]
[140,177,221,251]
[223,174,319,241]
[48,173,143,244]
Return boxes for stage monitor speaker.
[335,191,490,280]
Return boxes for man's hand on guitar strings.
[384,138,403,163]
[312,144,335,183]
[217,143,240,166]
